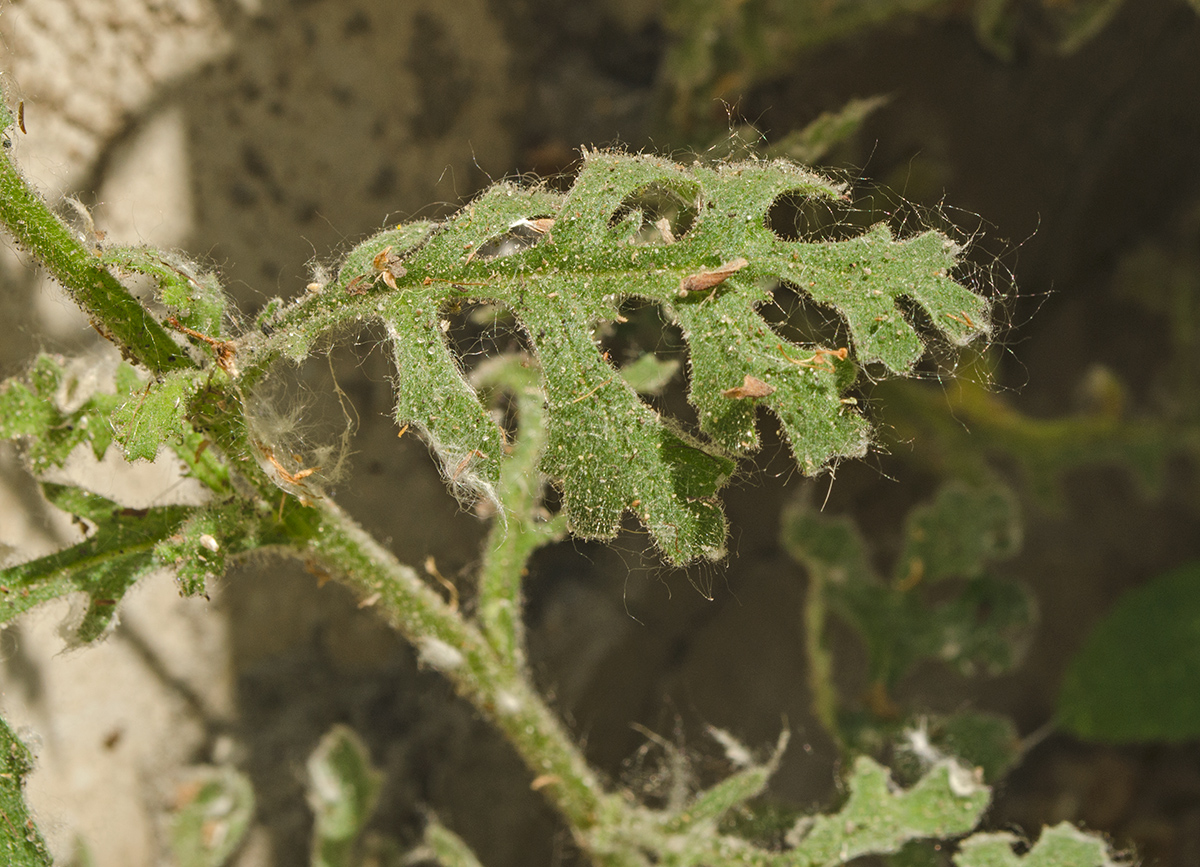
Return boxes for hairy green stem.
[301,497,613,834]
[0,113,190,375]
[474,356,567,665]
[478,511,559,666]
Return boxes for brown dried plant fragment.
[345,274,370,296]
[166,315,237,374]
[779,344,848,371]
[373,245,409,290]
[721,374,775,400]
[255,443,320,507]
[525,217,555,235]
[677,257,749,297]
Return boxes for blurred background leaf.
[1058,561,1200,742]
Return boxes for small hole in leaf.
[472,215,556,260]
[443,301,526,372]
[767,193,859,242]
[609,182,699,245]
[762,281,851,350]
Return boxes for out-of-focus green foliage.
[875,369,1189,508]
[1059,561,1200,742]
[784,481,1033,695]
[662,0,943,129]
[169,767,255,867]
[955,822,1122,867]
[1110,200,1200,421]
[662,0,1198,130]
[307,726,382,867]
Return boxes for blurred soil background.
[2,0,1200,865]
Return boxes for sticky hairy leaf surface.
[0,354,125,472]
[112,368,203,461]
[243,151,990,561]
[1058,561,1200,742]
[152,498,298,596]
[102,246,228,337]
[0,484,192,642]
[0,354,231,494]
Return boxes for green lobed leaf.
[1,353,234,500]
[153,499,270,596]
[0,358,57,439]
[246,150,989,562]
[0,354,125,471]
[0,484,193,642]
[101,246,228,337]
[1058,561,1200,742]
[260,220,441,366]
[783,483,1031,689]
[590,742,989,866]
[0,717,53,867]
[954,822,1123,867]
[790,755,989,866]
[383,290,507,505]
[112,368,205,461]
[158,496,320,598]
[3,352,237,501]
